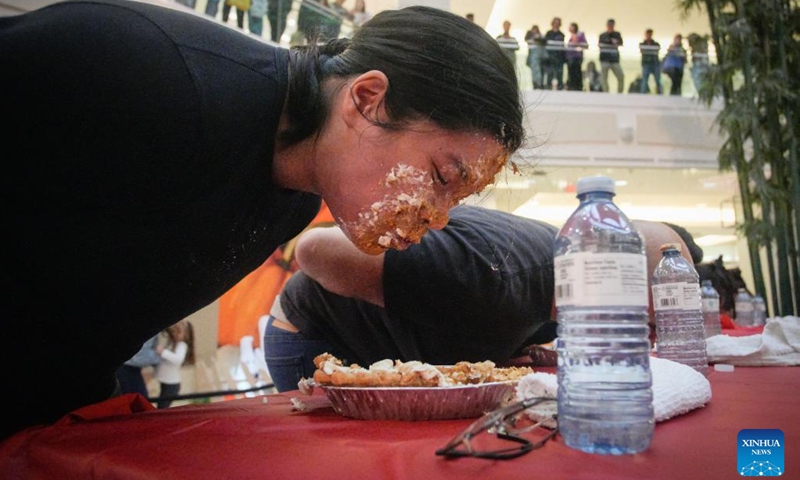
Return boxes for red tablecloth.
[722,325,765,337]
[1,365,797,480]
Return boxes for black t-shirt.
[544,29,566,63]
[640,39,661,65]
[599,30,623,63]
[1,0,320,433]
[283,206,557,366]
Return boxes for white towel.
[706,316,800,366]
[516,356,712,426]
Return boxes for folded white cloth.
[516,356,712,426]
[648,356,712,421]
[706,316,800,366]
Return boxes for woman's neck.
[273,137,318,193]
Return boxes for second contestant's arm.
[294,227,386,307]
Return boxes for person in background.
[205,0,221,19]
[566,22,587,91]
[174,0,196,9]
[639,28,663,94]
[154,321,195,409]
[524,24,546,90]
[330,0,351,20]
[115,335,160,398]
[543,17,565,90]
[662,34,687,96]
[2,1,524,438]
[584,60,603,92]
[264,206,559,391]
[222,0,246,29]
[297,0,333,41]
[248,0,267,37]
[263,205,696,391]
[266,0,292,42]
[598,18,624,93]
[322,0,350,39]
[628,74,649,94]
[496,20,520,67]
[350,0,371,29]
[687,32,710,95]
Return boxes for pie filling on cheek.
[342,151,507,254]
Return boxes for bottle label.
[701,298,719,312]
[736,302,754,313]
[554,252,649,307]
[652,282,701,311]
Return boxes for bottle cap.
[659,243,682,252]
[576,175,615,196]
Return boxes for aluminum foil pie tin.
[319,382,518,421]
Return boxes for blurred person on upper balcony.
[584,60,603,92]
[266,0,292,42]
[350,0,372,30]
[222,0,247,29]
[639,28,663,94]
[496,20,520,67]
[524,24,546,89]
[566,22,587,91]
[543,17,565,90]
[248,0,268,37]
[598,18,624,93]
[687,33,710,96]
[662,34,688,96]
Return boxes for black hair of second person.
[282,6,524,154]
[662,222,704,265]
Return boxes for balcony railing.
[190,0,712,99]
[506,41,711,98]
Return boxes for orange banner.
[217,202,334,347]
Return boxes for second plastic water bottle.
[700,280,722,338]
[752,295,767,325]
[554,175,653,455]
[652,244,708,375]
[735,288,755,327]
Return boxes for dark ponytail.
[284,6,524,153]
[282,38,351,145]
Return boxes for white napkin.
[516,356,712,426]
[706,316,800,366]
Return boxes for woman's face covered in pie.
[322,123,507,254]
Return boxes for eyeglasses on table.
[436,397,558,460]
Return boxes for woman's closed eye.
[432,165,448,186]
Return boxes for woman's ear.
[342,70,389,128]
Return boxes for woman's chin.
[346,230,419,255]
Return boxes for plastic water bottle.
[752,295,767,325]
[554,175,653,455]
[651,244,708,375]
[700,280,722,338]
[734,288,754,327]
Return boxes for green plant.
[676,0,799,316]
